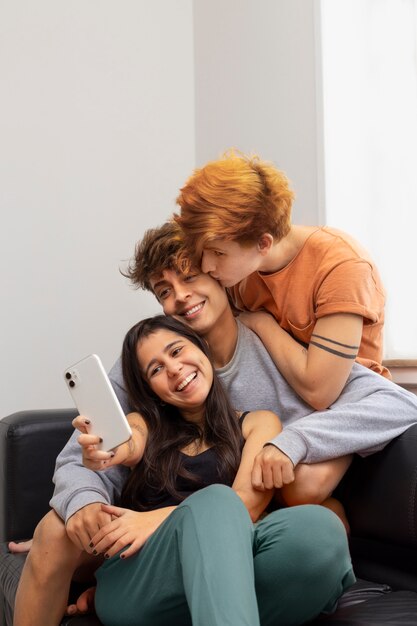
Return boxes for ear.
[257,234,274,255]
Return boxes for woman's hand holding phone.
[73,415,132,470]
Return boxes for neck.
[259,225,315,273]
[181,406,206,426]
[202,307,238,369]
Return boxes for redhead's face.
[150,269,230,336]
[137,328,213,422]
[201,239,262,287]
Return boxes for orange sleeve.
[314,259,385,324]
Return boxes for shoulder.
[240,409,280,437]
[236,319,268,350]
[302,227,375,266]
[108,356,123,385]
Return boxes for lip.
[180,301,205,320]
[174,371,198,393]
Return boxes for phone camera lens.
[69,380,75,388]
[65,372,71,380]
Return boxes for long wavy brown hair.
[120,315,242,511]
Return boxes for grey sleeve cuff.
[63,490,110,524]
[266,429,309,466]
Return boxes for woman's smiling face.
[137,328,213,423]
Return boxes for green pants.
[95,485,355,626]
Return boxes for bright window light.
[320,0,417,358]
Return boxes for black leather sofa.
[1,409,417,625]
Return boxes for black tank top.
[142,412,250,510]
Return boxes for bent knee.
[183,484,237,507]
[180,485,247,518]
[32,510,68,548]
[284,505,349,562]
[31,510,81,564]
[304,507,352,573]
[281,483,329,506]
[281,465,336,506]
[26,511,83,581]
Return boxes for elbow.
[299,373,350,410]
[302,388,335,411]
[310,397,332,411]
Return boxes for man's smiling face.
[149,269,230,336]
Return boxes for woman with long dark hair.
[74,315,354,626]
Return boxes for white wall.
[193,0,323,225]
[1,1,336,416]
[0,1,195,415]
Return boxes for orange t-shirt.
[229,227,390,378]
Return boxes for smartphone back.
[64,354,132,452]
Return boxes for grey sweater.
[50,321,417,522]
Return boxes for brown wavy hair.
[120,315,242,511]
[121,221,193,292]
[175,149,295,261]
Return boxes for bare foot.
[8,539,33,553]
[66,586,96,616]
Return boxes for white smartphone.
[64,354,132,452]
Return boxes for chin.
[221,279,238,288]
[189,320,209,334]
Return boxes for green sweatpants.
[95,485,355,626]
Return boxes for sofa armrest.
[0,409,77,542]
[340,423,417,548]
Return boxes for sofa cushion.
[316,590,417,625]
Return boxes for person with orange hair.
[175,150,389,414]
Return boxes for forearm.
[233,486,273,522]
[51,430,129,522]
[233,409,282,521]
[245,313,359,409]
[269,379,417,466]
[254,317,313,401]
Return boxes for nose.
[201,250,215,274]
[174,283,192,303]
[166,359,183,377]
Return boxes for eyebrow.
[152,278,169,291]
[204,243,224,252]
[151,270,200,294]
[144,339,183,377]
